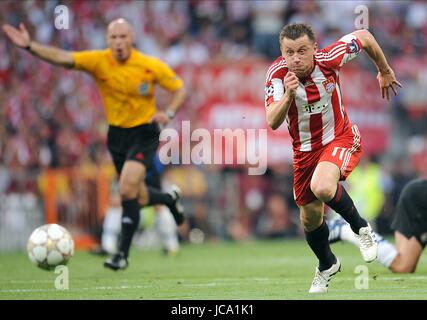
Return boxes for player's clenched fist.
[284,71,299,98]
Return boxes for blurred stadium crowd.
[1,0,426,247]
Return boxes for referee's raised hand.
[2,23,31,49]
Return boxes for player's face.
[281,35,317,78]
[107,22,134,63]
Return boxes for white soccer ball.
[27,224,74,270]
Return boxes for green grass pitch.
[0,240,426,300]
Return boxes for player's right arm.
[266,71,298,130]
[2,23,74,68]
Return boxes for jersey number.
[332,147,347,160]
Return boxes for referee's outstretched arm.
[2,23,74,68]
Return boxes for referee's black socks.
[326,183,368,234]
[147,187,174,207]
[119,198,140,258]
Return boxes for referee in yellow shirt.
[3,19,187,270]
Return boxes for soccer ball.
[27,224,75,270]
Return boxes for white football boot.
[356,224,378,263]
[309,258,341,293]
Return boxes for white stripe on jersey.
[316,46,347,60]
[271,78,284,102]
[311,65,335,146]
[266,64,284,82]
[266,60,287,82]
[341,125,361,175]
[335,82,345,119]
[317,49,347,62]
[293,82,312,151]
[315,44,346,58]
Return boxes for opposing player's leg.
[389,232,423,273]
[300,200,341,293]
[389,178,427,272]
[327,217,422,272]
[155,205,180,256]
[327,217,399,269]
[100,190,122,255]
[328,179,427,272]
[327,216,359,245]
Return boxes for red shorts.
[293,125,362,206]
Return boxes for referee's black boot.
[104,252,128,271]
[168,185,185,226]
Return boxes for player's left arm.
[352,29,403,101]
[151,59,187,125]
[162,85,187,122]
[151,85,186,126]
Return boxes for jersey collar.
[107,48,137,65]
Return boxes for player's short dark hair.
[279,23,316,44]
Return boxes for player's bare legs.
[300,200,324,232]
[389,232,423,273]
[312,161,377,262]
[310,162,341,202]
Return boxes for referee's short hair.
[280,23,316,44]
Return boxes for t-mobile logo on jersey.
[158,121,268,175]
[304,102,328,114]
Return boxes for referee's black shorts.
[107,122,160,176]
[391,178,427,248]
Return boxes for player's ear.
[313,42,318,51]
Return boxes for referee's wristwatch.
[166,110,176,120]
[25,42,32,52]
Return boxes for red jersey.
[265,33,364,152]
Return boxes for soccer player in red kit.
[264,23,402,293]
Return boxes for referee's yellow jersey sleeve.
[153,59,183,92]
[71,50,103,75]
